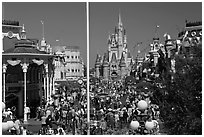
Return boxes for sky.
[89,2,202,67]
[2,2,202,68]
[2,2,87,64]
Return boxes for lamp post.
[21,63,29,124]
[130,98,160,135]
[3,64,7,103]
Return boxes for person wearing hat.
[7,108,13,120]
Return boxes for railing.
[186,21,202,27]
[2,20,20,26]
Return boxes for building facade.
[54,45,84,81]
[2,20,54,120]
[95,14,134,81]
[135,21,202,80]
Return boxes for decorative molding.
[2,32,20,40]
[7,60,21,66]
[44,64,49,73]
[32,59,44,65]
[21,63,29,73]
[3,64,7,73]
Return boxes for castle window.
[112,65,117,68]
[72,56,74,59]
[67,56,69,59]
[72,69,74,72]
[61,72,63,79]
[75,56,77,59]
[75,69,77,72]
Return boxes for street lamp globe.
[137,100,148,110]
[130,120,140,130]
[2,102,6,112]
[7,121,14,129]
[2,122,9,132]
[145,121,155,130]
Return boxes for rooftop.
[65,46,80,50]
[3,39,47,54]
[2,20,20,26]
[186,21,202,27]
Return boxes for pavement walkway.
[22,119,42,134]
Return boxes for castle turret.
[149,25,160,67]
[95,54,101,78]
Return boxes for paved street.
[23,119,41,135]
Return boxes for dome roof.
[4,39,47,54]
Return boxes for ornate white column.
[44,64,49,101]
[52,70,55,95]
[2,64,7,103]
[43,71,46,99]
[49,73,52,96]
[21,63,29,123]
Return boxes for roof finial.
[154,25,160,39]
[20,24,26,39]
[22,24,25,32]
[41,20,45,41]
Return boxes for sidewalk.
[23,119,42,134]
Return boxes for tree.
[155,43,202,135]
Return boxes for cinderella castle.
[95,14,134,81]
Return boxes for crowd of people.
[2,82,88,135]
[35,84,88,135]
[2,77,160,135]
[89,78,160,135]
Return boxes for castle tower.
[110,52,118,80]
[95,54,101,78]
[95,13,133,81]
[119,52,126,79]
[149,25,160,67]
[102,52,109,81]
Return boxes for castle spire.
[118,12,122,27]
[154,25,160,40]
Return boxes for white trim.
[3,53,54,56]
